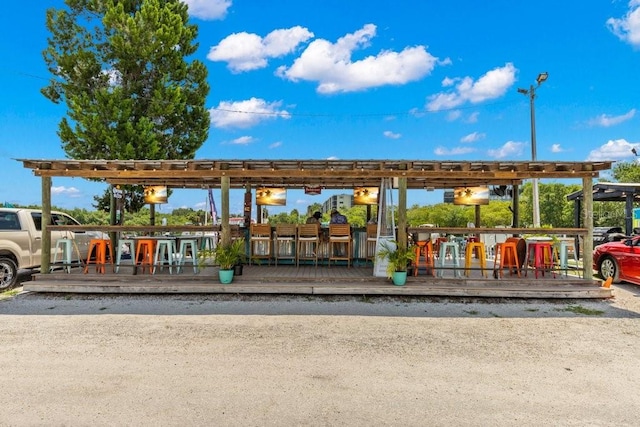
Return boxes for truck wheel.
[0,257,18,290]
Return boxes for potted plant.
[376,240,416,286]
[213,238,246,284]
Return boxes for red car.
[593,235,640,285]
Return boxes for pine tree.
[42,0,210,211]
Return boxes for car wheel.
[598,256,620,283]
[0,256,18,290]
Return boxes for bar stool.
[199,234,217,251]
[328,224,352,267]
[366,223,378,265]
[465,241,487,277]
[153,238,177,274]
[413,240,435,276]
[115,238,136,273]
[84,238,113,274]
[297,224,319,267]
[436,241,462,278]
[135,239,156,274]
[554,238,581,278]
[52,238,81,273]
[250,223,272,265]
[492,241,520,278]
[526,241,555,278]
[176,239,199,274]
[274,224,297,266]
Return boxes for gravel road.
[1,285,639,426]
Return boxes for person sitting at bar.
[329,208,349,256]
[306,211,322,225]
[330,208,348,224]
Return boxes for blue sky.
[1,0,639,217]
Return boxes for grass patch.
[0,288,20,299]
[564,305,605,316]
[463,309,479,315]
[524,308,539,312]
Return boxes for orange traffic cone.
[603,277,613,288]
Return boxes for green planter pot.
[218,269,234,284]
[391,271,408,286]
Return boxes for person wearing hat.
[306,211,322,225]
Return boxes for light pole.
[518,72,548,228]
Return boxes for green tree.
[42,0,210,212]
[611,161,640,183]
[519,182,581,227]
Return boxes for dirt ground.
[1,284,639,426]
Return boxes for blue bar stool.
[436,241,462,278]
[115,239,136,273]
[52,238,80,273]
[177,239,199,273]
[153,239,177,274]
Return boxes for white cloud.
[433,146,475,156]
[276,24,438,94]
[487,141,525,159]
[465,112,479,123]
[442,77,456,87]
[587,109,636,127]
[269,141,282,149]
[446,110,461,121]
[409,108,426,118]
[586,138,638,161]
[52,186,82,198]
[460,132,485,143]
[209,98,291,128]
[426,63,517,111]
[551,144,564,153]
[207,26,314,72]
[607,1,640,47]
[230,136,255,145]
[183,0,231,20]
[383,130,401,139]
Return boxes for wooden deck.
[26,262,612,299]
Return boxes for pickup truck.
[0,208,98,289]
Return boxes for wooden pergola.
[567,182,640,236]
[18,158,612,279]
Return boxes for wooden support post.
[41,176,52,275]
[582,176,593,280]
[398,177,407,249]
[221,176,230,246]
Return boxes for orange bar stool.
[492,241,520,278]
[84,238,113,274]
[135,239,156,274]
[412,240,434,276]
[465,241,487,277]
[526,241,555,278]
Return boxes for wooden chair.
[328,224,352,267]
[366,223,378,264]
[274,224,297,265]
[296,224,319,267]
[249,223,272,265]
